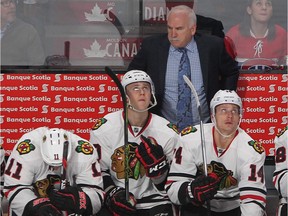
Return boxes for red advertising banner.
[237,73,288,157]
[0,73,123,155]
[0,72,287,157]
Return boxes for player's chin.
[225,125,238,132]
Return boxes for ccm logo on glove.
[149,160,167,174]
[135,135,169,178]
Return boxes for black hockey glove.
[49,186,92,215]
[105,186,137,216]
[135,135,169,178]
[188,173,220,203]
[23,197,62,216]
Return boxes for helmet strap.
[212,115,242,138]
[127,94,157,113]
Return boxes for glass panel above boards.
[1,0,287,69]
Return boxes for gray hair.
[167,5,197,27]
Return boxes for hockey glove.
[105,186,137,216]
[135,135,169,178]
[188,173,220,203]
[23,197,62,216]
[49,186,92,215]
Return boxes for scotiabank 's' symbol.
[282,95,288,104]
[42,84,49,92]
[268,106,275,114]
[55,116,62,124]
[282,116,288,125]
[111,95,118,103]
[98,105,105,114]
[268,84,276,93]
[55,74,61,82]
[282,74,288,82]
[98,84,105,93]
[55,95,61,103]
[42,105,49,114]
[268,127,275,135]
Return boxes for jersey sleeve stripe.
[240,194,266,203]
[239,187,266,195]
[273,168,288,177]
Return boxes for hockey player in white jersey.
[4,127,104,216]
[273,126,288,216]
[90,70,180,216]
[166,90,266,216]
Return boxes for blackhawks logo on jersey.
[17,139,35,155]
[248,140,265,154]
[199,161,237,190]
[181,125,197,136]
[208,161,237,190]
[276,125,288,138]
[76,140,94,155]
[111,143,145,180]
[92,118,107,130]
[167,123,179,134]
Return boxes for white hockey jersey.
[4,127,104,216]
[90,111,180,209]
[166,123,266,216]
[273,126,288,202]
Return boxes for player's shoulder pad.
[276,125,288,138]
[247,140,265,154]
[75,140,94,155]
[166,123,180,134]
[180,126,197,136]
[91,118,107,130]
[16,138,36,155]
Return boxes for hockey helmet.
[41,128,72,167]
[210,90,243,116]
[121,70,157,112]
[121,70,155,94]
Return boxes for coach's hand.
[23,197,62,216]
[49,186,92,215]
[105,186,136,216]
[188,173,220,203]
[135,135,169,178]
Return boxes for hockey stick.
[60,140,69,190]
[105,66,129,201]
[183,75,211,216]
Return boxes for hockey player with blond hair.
[90,70,180,216]
[166,90,266,216]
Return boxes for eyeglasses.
[0,0,18,7]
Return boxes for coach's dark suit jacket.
[127,33,239,117]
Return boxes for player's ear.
[190,24,197,35]
[211,114,215,124]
